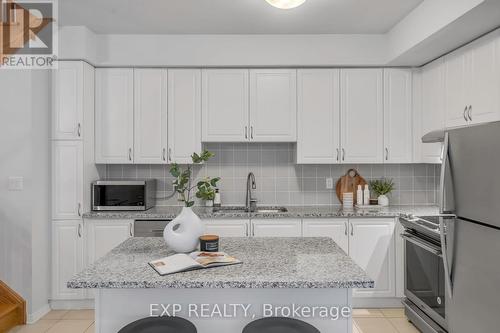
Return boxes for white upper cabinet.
[249,69,297,142]
[95,68,134,164]
[445,33,500,128]
[297,69,340,164]
[168,69,202,164]
[467,34,499,125]
[349,218,396,298]
[52,61,84,140]
[340,69,384,163]
[134,69,168,164]
[421,59,445,163]
[383,69,413,163]
[202,69,249,142]
[444,49,469,128]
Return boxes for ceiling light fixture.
[265,0,307,9]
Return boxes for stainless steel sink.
[212,206,288,213]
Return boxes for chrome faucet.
[246,172,257,212]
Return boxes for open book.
[149,252,242,276]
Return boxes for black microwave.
[91,180,156,211]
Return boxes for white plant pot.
[163,207,205,253]
[378,195,389,207]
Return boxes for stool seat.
[243,317,320,333]
[118,316,197,333]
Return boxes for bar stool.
[118,316,197,333]
[242,317,320,333]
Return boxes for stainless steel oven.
[91,179,156,211]
[400,214,452,333]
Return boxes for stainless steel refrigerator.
[423,121,500,333]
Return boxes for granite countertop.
[68,237,374,289]
[82,205,439,220]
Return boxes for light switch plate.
[326,178,334,189]
[8,176,24,191]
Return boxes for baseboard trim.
[352,297,404,308]
[50,299,95,310]
[28,304,51,324]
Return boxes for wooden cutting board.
[336,169,367,204]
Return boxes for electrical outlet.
[325,178,334,189]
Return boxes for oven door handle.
[401,233,442,257]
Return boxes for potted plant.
[163,150,220,253]
[369,178,395,207]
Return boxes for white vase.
[163,207,205,253]
[378,194,389,206]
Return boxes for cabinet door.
[251,219,302,237]
[52,141,83,220]
[134,69,167,164]
[297,69,340,164]
[202,69,249,142]
[204,219,249,237]
[421,59,445,163]
[168,69,202,163]
[302,219,348,254]
[340,69,384,163]
[468,35,500,125]
[95,68,134,164]
[349,219,396,298]
[86,220,133,264]
[249,69,297,142]
[52,61,83,140]
[383,69,413,163]
[52,220,85,300]
[444,51,469,128]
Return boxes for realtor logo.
[0,0,58,69]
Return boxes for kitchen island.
[68,237,373,333]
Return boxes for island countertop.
[68,237,374,290]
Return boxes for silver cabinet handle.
[129,223,133,237]
[385,148,389,161]
[77,223,82,238]
[168,148,172,162]
[245,126,248,139]
[77,203,81,216]
[77,123,81,137]
[250,126,254,139]
[162,148,166,161]
[463,106,468,122]
[336,149,340,162]
[128,148,132,161]
[467,105,472,121]
[245,223,249,237]
[344,221,348,236]
[350,222,354,236]
[342,148,345,161]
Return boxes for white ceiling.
[59,0,423,34]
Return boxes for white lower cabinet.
[52,220,85,300]
[251,219,302,237]
[349,219,396,298]
[86,220,134,265]
[302,219,349,254]
[204,219,250,237]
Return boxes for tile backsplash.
[106,143,440,207]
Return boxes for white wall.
[0,69,51,320]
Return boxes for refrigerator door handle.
[439,132,451,214]
[439,217,453,298]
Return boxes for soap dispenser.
[363,184,370,206]
[356,185,364,206]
